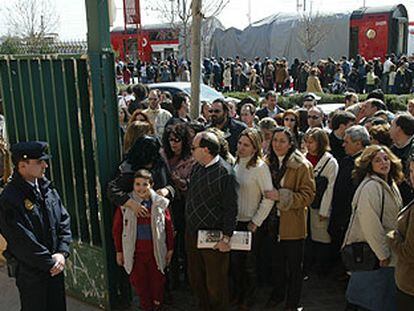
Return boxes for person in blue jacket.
[0,141,72,311]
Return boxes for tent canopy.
[210,12,351,63]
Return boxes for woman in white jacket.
[223,63,232,92]
[344,145,403,311]
[304,128,338,275]
[231,128,274,309]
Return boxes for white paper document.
[197,230,252,251]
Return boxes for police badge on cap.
[10,141,51,165]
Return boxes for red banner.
[139,33,152,62]
[124,0,141,25]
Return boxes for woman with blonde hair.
[223,63,232,92]
[248,68,262,94]
[128,110,153,126]
[123,121,155,154]
[306,67,323,93]
[344,145,404,311]
[231,128,274,309]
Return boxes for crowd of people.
[116,53,414,95]
[109,82,414,311]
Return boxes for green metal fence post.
[85,1,121,309]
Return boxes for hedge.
[224,91,414,112]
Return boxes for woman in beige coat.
[264,127,315,311]
[388,156,414,310]
[344,145,403,311]
[223,63,232,92]
[306,67,323,93]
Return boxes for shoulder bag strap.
[316,157,330,177]
[342,178,374,246]
[380,187,385,223]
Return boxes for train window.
[349,27,359,60]
[149,29,179,42]
[398,21,405,54]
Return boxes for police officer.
[0,141,72,311]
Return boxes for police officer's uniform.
[0,141,72,311]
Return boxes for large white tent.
[210,12,351,62]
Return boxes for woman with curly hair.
[161,123,195,287]
[344,145,404,311]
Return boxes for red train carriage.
[110,24,179,62]
[349,4,408,61]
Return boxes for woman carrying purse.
[343,145,403,311]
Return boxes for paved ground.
[0,260,347,311]
[0,263,100,311]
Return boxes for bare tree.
[297,11,332,61]
[190,0,203,118]
[201,16,224,58]
[5,0,59,44]
[146,0,229,116]
[147,0,229,60]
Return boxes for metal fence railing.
[0,40,88,56]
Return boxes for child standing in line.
[113,169,174,311]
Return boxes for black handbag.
[341,184,384,272]
[311,158,330,209]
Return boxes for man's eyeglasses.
[284,117,296,122]
[307,115,320,120]
[169,137,182,143]
[209,109,222,114]
[148,97,158,101]
[191,145,201,151]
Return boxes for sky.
[0,0,413,40]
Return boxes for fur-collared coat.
[276,151,316,240]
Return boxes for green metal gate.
[0,2,122,309]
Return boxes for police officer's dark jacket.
[0,172,72,273]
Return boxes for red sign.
[124,0,141,25]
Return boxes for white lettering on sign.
[376,21,387,26]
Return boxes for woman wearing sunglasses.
[161,124,195,288]
[283,110,305,153]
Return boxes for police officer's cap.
[303,92,321,101]
[11,141,51,164]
